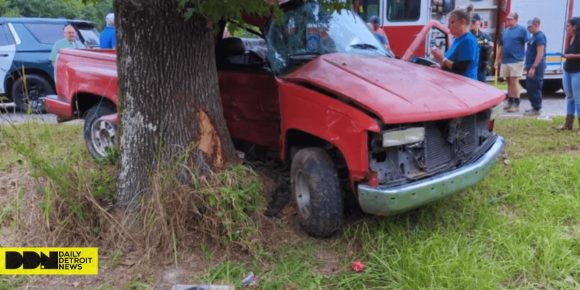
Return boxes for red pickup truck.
[45,2,506,237]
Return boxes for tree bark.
[115,0,236,209]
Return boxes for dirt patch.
[314,247,341,276]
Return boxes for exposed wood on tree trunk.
[115,0,236,209]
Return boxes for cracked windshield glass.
[266,1,391,74]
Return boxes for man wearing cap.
[523,17,546,116]
[100,13,116,49]
[470,13,493,82]
[495,12,529,113]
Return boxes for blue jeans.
[525,77,543,110]
[562,71,580,116]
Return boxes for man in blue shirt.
[523,17,546,116]
[495,12,529,112]
[100,13,116,49]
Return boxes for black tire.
[11,74,54,113]
[84,104,116,160]
[291,147,343,237]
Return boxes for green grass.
[1,118,579,289]
[198,118,580,289]
[0,122,84,170]
[0,276,28,290]
[494,81,508,91]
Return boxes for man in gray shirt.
[495,12,529,113]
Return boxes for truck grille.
[370,110,495,185]
[424,115,480,171]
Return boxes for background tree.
[114,0,268,207]
[0,0,113,29]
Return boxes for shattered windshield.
[266,2,390,74]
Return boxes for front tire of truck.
[291,147,343,237]
[84,104,116,160]
[12,74,54,113]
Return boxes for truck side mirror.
[441,0,456,14]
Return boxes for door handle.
[0,54,9,57]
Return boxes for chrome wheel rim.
[91,117,116,158]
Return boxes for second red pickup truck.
[45,2,506,237]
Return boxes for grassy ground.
[0,118,579,289]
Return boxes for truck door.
[0,23,17,94]
[510,0,569,80]
[381,0,430,57]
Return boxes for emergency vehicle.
[355,0,574,92]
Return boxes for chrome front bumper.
[358,136,505,216]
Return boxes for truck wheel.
[291,147,343,237]
[12,74,54,113]
[84,105,116,160]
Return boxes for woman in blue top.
[431,6,479,80]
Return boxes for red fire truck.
[355,0,575,93]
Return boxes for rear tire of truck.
[84,104,116,160]
[12,74,54,113]
[291,147,343,237]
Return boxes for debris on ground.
[351,260,365,272]
[241,271,256,287]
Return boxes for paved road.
[0,90,568,124]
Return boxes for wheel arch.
[285,129,351,189]
[5,68,54,100]
[73,93,117,118]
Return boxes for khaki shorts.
[500,62,524,78]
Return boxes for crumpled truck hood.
[283,53,505,124]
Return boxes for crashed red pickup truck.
[45,2,506,237]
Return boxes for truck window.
[0,24,15,46]
[77,28,100,48]
[387,0,420,22]
[23,23,65,44]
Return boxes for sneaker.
[506,105,520,113]
[523,109,541,116]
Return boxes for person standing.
[495,12,529,113]
[470,13,493,82]
[49,24,85,66]
[431,6,479,80]
[556,17,580,133]
[100,13,116,49]
[523,17,546,116]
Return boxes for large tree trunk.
[115,0,236,208]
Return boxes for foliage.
[0,0,113,29]
[177,0,355,25]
